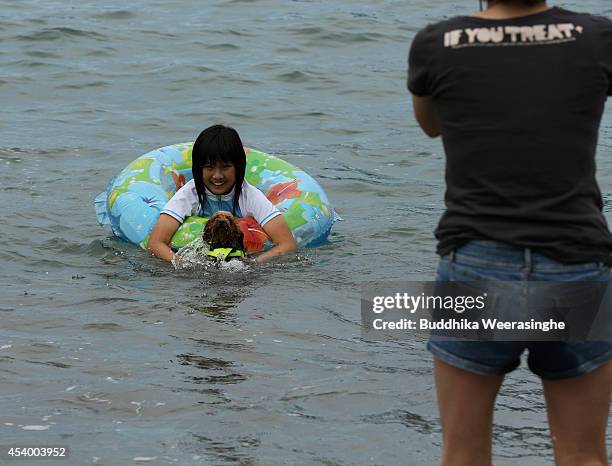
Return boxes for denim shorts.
[428,240,612,379]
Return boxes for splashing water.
[174,237,250,272]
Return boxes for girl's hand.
[147,214,181,262]
[171,252,182,269]
[172,171,186,191]
[255,215,297,263]
[240,255,257,265]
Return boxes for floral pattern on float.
[95,143,337,252]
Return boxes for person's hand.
[257,215,297,263]
[171,253,182,269]
[241,255,257,265]
[172,171,186,191]
[147,214,181,262]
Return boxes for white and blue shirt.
[161,179,281,227]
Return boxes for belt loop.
[524,247,532,273]
[450,250,456,263]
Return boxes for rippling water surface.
[2,1,611,465]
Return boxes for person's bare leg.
[542,361,611,466]
[434,358,504,466]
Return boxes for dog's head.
[202,211,244,252]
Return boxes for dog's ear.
[234,220,244,250]
[202,220,214,246]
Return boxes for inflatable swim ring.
[95,143,337,253]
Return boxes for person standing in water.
[408,1,612,465]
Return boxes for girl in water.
[147,124,296,264]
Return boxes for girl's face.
[203,160,236,195]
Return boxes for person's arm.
[408,25,440,137]
[412,94,440,138]
[147,214,181,262]
[254,215,297,263]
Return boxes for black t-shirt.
[408,7,612,264]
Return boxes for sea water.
[1,0,610,464]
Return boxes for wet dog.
[202,211,245,261]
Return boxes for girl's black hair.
[192,124,246,216]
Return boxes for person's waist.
[449,240,606,272]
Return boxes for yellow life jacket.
[207,247,245,262]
